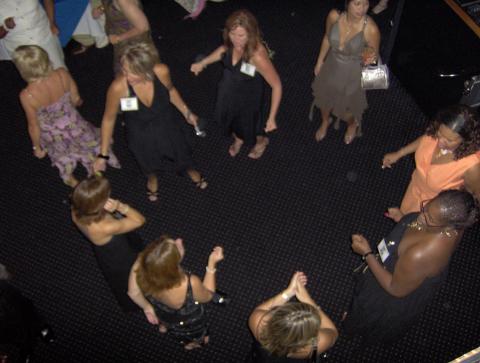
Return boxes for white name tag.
[377,238,390,263]
[120,97,139,111]
[240,62,256,77]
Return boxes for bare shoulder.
[19,87,31,102]
[153,63,169,78]
[402,235,452,272]
[248,308,269,337]
[327,9,341,22]
[110,75,128,94]
[251,43,269,62]
[316,328,337,353]
[55,67,70,79]
[189,274,202,287]
[365,16,380,35]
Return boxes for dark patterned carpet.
[1,1,479,362]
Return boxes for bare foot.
[248,138,269,159]
[159,324,167,333]
[228,140,243,157]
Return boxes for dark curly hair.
[425,104,480,159]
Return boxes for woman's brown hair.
[71,176,111,225]
[136,236,184,296]
[120,42,160,81]
[426,104,480,159]
[258,302,321,357]
[223,9,262,62]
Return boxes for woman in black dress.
[71,175,145,312]
[94,42,206,201]
[248,272,338,362]
[344,190,478,343]
[190,9,282,159]
[128,236,224,350]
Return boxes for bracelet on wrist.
[362,251,374,261]
[206,266,216,274]
[281,291,293,301]
[97,153,110,160]
[120,204,130,214]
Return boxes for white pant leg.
[73,3,108,48]
[0,40,11,60]
[39,34,66,70]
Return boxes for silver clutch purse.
[361,63,390,90]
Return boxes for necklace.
[407,221,458,238]
[436,148,452,158]
[345,14,353,37]
[407,220,424,231]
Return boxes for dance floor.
[1,1,479,362]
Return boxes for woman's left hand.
[208,246,224,265]
[351,234,372,256]
[265,117,277,133]
[33,148,47,159]
[362,47,377,65]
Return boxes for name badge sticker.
[240,62,256,77]
[120,97,139,111]
[377,238,390,263]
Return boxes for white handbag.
[361,62,390,90]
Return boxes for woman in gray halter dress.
[310,0,380,144]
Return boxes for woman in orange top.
[382,104,480,221]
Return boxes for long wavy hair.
[426,104,480,159]
[258,302,321,357]
[71,176,111,225]
[135,236,185,297]
[223,9,262,62]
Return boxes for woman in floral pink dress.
[13,45,119,187]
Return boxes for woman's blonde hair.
[71,176,111,225]
[258,302,321,357]
[136,236,184,296]
[12,45,53,82]
[223,9,262,61]
[120,42,160,81]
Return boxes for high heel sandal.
[146,189,159,202]
[194,177,208,189]
[344,122,361,144]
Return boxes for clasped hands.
[283,271,309,300]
